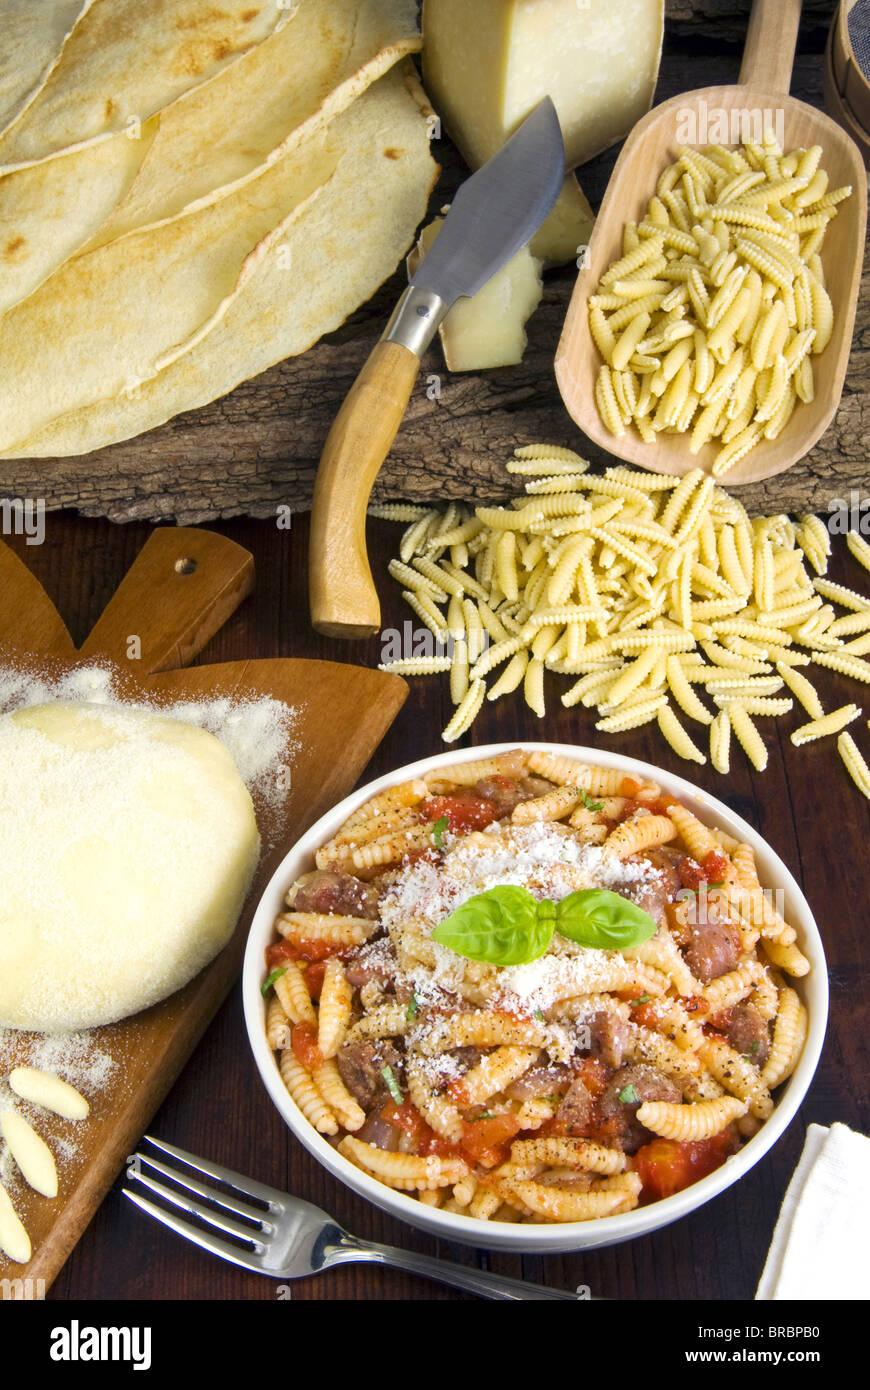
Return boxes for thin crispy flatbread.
[91,0,422,245]
[3,65,438,460]
[0,1,96,139]
[0,133,342,450]
[0,0,292,172]
[0,124,157,318]
[0,0,420,319]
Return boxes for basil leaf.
[579,788,604,812]
[432,815,449,850]
[618,1083,640,1105]
[555,889,657,951]
[406,991,419,1022]
[431,884,554,966]
[261,967,286,995]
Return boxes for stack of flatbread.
[0,0,437,458]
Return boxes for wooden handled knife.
[309,97,565,638]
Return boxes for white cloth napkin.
[756,1122,870,1300]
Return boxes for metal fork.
[122,1135,580,1300]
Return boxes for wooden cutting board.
[0,527,407,1293]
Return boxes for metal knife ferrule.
[381,285,449,357]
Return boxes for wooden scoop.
[555,0,867,484]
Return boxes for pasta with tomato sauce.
[263,749,809,1223]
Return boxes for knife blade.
[309,98,566,638]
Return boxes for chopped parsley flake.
[381,1064,404,1105]
[432,815,449,850]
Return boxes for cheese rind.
[422,0,664,169]
[410,217,543,370]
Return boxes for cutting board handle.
[78,528,254,673]
[309,339,420,639]
[0,540,76,659]
[740,0,802,94]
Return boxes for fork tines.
[123,1135,279,1274]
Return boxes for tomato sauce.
[633,1130,737,1203]
[459,1113,521,1168]
[291,1021,323,1070]
[381,1099,463,1160]
[570,1057,608,1095]
[678,855,706,891]
[302,961,327,1000]
[702,849,730,884]
[419,793,499,835]
[678,850,731,891]
[265,938,349,968]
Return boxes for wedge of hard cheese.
[422,0,664,170]
[408,215,543,370]
[529,174,595,268]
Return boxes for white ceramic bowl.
[243,742,827,1253]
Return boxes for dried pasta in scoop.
[587,134,851,476]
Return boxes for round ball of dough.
[0,701,260,1032]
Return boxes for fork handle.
[327,1239,583,1300]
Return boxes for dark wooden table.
[7,506,868,1304]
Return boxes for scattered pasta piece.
[377,462,870,793]
[0,1109,58,1198]
[791,704,861,745]
[709,709,732,773]
[0,1183,31,1265]
[728,704,769,771]
[846,530,870,574]
[8,1067,89,1121]
[838,731,870,799]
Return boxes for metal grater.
[826,0,870,166]
[848,0,870,80]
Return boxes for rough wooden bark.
[0,45,863,526]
